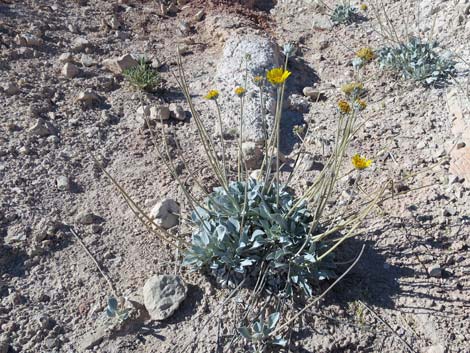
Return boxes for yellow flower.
[354,99,367,110]
[356,47,375,62]
[352,154,373,170]
[338,100,351,114]
[341,82,364,96]
[360,3,368,11]
[234,86,246,97]
[266,67,291,85]
[204,90,219,100]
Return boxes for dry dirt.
[1,0,469,352]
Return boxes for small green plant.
[331,2,360,25]
[123,58,160,92]
[239,312,286,352]
[105,296,131,323]
[377,37,456,86]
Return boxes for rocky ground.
[1,0,469,352]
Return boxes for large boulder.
[214,33,281,142]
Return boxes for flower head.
[234,86,246,97]
[204,89,219,100]
[360,3,368,11]
[341,82,365,97]
[266,67,291,85]
[354,99,367,111]
[338,100,351,114]
[352,154,373,170]
[356,47,375,62]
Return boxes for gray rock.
[62,62,80,78]
[214,33,281,142]
[143,275,187,320]
[58,52,74,63]
[56,176,71,191]
[102,54,138,74]
[150,105,171,121]
[135,105,151,128]
[1,82,20,96]
[76,91,100,108]
[71,37,91,53]
[76,211,103,225]
[429,264,442,278]
[150,199,180,229]
[28,118,57,137]
[80,54,95,67]
[15,33,43,46]
[169,103,185,121]
[194,9,205,22]
[242,141,264,170]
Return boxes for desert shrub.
[377,37,456,86]
[123,58,160,92]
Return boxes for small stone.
[177,21,191,36]
[242,142,264,170]
[58,52,74,63]
[302,87,323,100]
[71,37,91,52]
[193,9,205,22]
[442,206,457,217]
[150,199,180,229]
[76,211,103,225]
[108,16,120,29]
[102,54,138,74]
[56,176,71,191]
[15,33,43,46]
[1,82,20,96]
[177,46,190,56]
[302,154,324,171]
[143,275,187,320]
[169,104,185,121]
[76,91,100,108]
[61,62,79,78]
[28,118,57,137]
[135,105,151,127]
[150,105,171,121]
[80,54,95,67]
[428,264,442,278]
[18,146,30,155]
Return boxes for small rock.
[102,53,138,74]
[56,176,71,191]
[143,275,187,320]
[80,54,95,67]
[150,105,171,121]
[177,21,190,36]
[428,264,442,278]
[76,91,100,108]
[18,146,30,155]
[108,16,120,29]
[76,211,103,225]
[442,206,457,217]
[28,118,57,137]
[150,199,180,229]
[242,142,264,170]
[302,154,324,171]
[169,103,185,121]
[71,37,91,53]
[58,52,74,63]
[1,82,20,96]
[61,62,79,78]
[15,33,43,46]
[193,9,205,22]
[302,87,323,101]
[135,105,151,127]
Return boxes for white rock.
[169,104,185,121]
[61,63,79,78]
[28,118,57,137]
[150,105,171,121]
[150,199,180,229]
[143,275,187,320]
[215,33,281,142]
[302,87,323,100]
[102,54,138,74]
[56,176,71,191]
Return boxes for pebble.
[150,105,171,121]
[71,37,91,53]
[75,91,100,108]
[76,211,103,225]
[193,9,205,22]
[58,52,74,63]
[150,199,180,229]
[241,142,264,169]
[143,275,187,320]
[56,176,71,191]
[15,33,43,46]
[169,103,185,121]
[28,118,57,137]
[303,87,323,100]
[80,54,95,67]
[1,82,20,96]
[102,53,138,74]
[61,62,79,78]
[429,264,442,278]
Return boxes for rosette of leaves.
[182,179,336,297]
[331,3,360,25]
[123,58,160,92]
[239,312,286,352]
[378,37,456,86]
